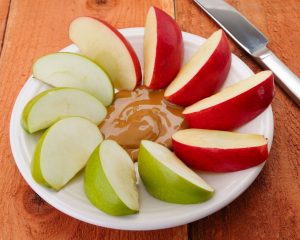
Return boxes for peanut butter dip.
[99,86,186,161]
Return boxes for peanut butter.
[99,86,186,161]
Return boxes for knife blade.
[194,0,300,106]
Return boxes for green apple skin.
[84,146,138,216]
[31,128,50,187]
[138,144,214,204]
[21,89,50,133]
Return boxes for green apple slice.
[84,140,139,216]
[33,52,114,106]
[31,117,103,190]
[138,140,214,204]
[22,88,107,133]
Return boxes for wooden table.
[0,0,299,239]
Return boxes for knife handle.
[255,49,300,107]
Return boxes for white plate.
[10,28,273,230]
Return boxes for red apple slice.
[69,17,142,90]
[183,71,274,130]
[144,7,183,89]
[172,129,268,172]
[164,29,231,106]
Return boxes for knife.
[193,0,300,106]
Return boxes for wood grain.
[0,0,187,239]
[0,0,10,54]
[175,0,300,239]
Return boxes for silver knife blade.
[193,0,268,56]
[194,0,300,107]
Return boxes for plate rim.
[9,27,274,230]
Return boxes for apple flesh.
[69,17,142,90]
[144,7,183,89]
[164,29,231,106]
[22,88,107,133]
[33,52,114,106]
[183,71,274,130]
[172,129,268,172]
[31,117,103,190]
[138,140,214,204]
[85,140,139,216]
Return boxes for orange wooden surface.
[0,0,299,239]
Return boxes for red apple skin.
[184,74,274,130]
[91,17,142,88]
[172,139,268,172]
[165,30,231,106]
[147,7,183,89]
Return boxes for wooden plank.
[0,0,11,54]
[0,0,188,239]
[175,0,300,239]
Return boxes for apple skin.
[184,73,274,130]
[165,30,231,106]
[31,128,51,187]
[145,7,183,89]
[84,145,138,216]
[172,138,268,172]
[138,142,213,204]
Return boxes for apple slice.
[31,117,103,190]
[164,29,231,106]
[85,140,139,216]
[183,71,274,130]
[144,7,183,89]
[22,88,107,133]
[33,52,114,106]
[69,17,142,90]
[172,129,268,172]
[138,140,214,204]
